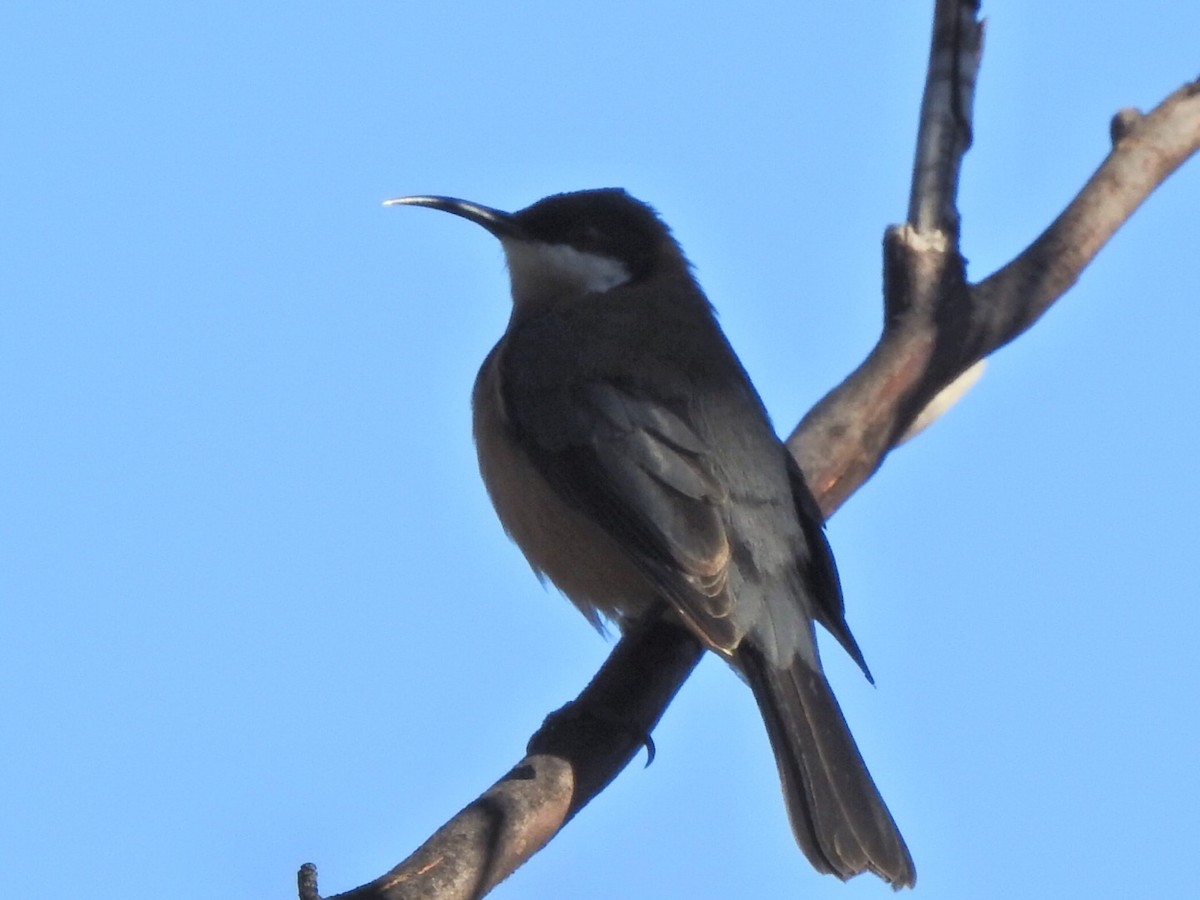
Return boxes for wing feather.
[504,362,741,649]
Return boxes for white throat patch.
[501,238,632,308]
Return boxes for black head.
[386,188,679,285]
[509,189,674,282]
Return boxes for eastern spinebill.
[387,188,915,887]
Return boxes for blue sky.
[3,3,1198,899]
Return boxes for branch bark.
[307,616,702,900]
[300,2,1200,896]
[787,74,1200,516]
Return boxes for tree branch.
[307,617,703,900]
[787,74,1200,516]
[300,3,1200,896]
[908,0,983,236]
[973,79,1200,346]
[786,0,983,516]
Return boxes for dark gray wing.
[502,355,744,651]
[784,454,872,681]
[497,298,870,672]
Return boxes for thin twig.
[908,0,984,235]
[973,78,1200,346]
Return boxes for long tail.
[739,646,916,888]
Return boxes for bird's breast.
[471,341,661,630]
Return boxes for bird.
[386,188,915,888]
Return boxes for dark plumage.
[391,188,915,887]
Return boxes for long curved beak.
[383,195,525,239]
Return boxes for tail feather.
[740,647,915,889]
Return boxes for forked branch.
[301,1,1200,896]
